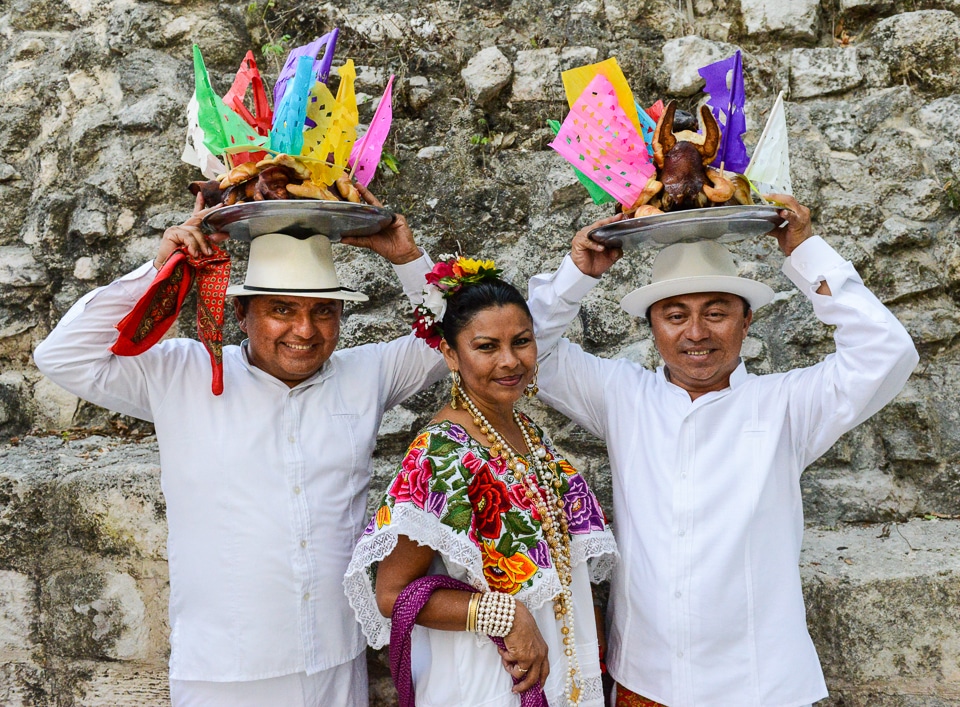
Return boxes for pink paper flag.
[549,75,656,207]
[348,76,394,187]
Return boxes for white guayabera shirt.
[527,237,918,707]
[33,255,446,682]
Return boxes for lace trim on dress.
[571,531,619,584]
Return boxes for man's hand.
[570,213,624,278]
[764,193,812,257]
[155,192,228,269]
[340,183,422,265]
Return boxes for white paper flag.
[745,91,792,195]
[181,93,227,180]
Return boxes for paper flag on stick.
[634,101,656,157]
[549,74,657,207]
[547,119,615,205]
[698,50,748,173]
[562,57,642,135]
[349,75,394,187]
[192,45,268,158]
[745,91,792,195]
[646,100,665,123]
[270,56,314,156]
[181,93,227,179]
[274,29,340,107]
[332,60,359,168]
[224,51,273,135]
[301,81,343,182]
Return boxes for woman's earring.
[451,371,462,409]
[524,364,539,398]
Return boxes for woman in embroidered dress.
[346,258,617,707]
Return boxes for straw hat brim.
[225,285,369,302]
[620,275,774,316]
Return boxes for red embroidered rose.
[465,454,511,539]
[389,448,432,509]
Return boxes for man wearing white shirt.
[527,196,918,707]
[33,191,446,707]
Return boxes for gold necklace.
[457,387,582,704]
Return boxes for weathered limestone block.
[31,376,80,430]
[0,570,36,661]
[892,296,960,346]
[868,10,960,94]
[790,48,862,98]
[0,247,46,287]
[407,76,433,110]
[544,164,584,210]
[802,520,960,705]
[345,13,410,41]
[461,46,512,105]
[42,570,148,661]
[660,36,736,97]
[511,47,598,101]
[740,0,820,40]
[73,664,170,707]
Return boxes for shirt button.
[300,540,307,548]
[678,529,686,536]
[681,473,687,480]
[677,651,683,659]
[675,591,681,598]
[288,435,296,443]
[294,486,302,495]
[303,593,310,601]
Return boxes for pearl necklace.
[457,388,582,704]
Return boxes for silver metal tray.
[588,205,786,249]
[201,200,395,241]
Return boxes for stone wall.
[2,0,960,703]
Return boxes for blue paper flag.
[269,56,314,155]
[698,50,749,173]
[634,101,656,157]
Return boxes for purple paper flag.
[698,50,749,173]
[273,29,340,107]
[349,76,394,187]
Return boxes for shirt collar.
[239,340,335,390]
[657,359,748,400]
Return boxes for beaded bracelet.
[475,591,516,637]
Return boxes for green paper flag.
[547,120,615,205]
[193,45,269,157]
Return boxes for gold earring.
[524,364,539,398]
[451,371,462,409]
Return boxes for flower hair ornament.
[412,256,501,349]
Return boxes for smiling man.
[33,191,447,707]
[527,195,918,707]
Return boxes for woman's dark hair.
[441,279,531,348]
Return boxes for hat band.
[241,285,359,294]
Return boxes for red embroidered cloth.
[616,684,666,707]
[111,246,231,395]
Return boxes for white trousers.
[170,655,368,707]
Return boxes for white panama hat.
[226,232,368,302]
[620,240,774,316]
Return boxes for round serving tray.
[201,200,395,242]
[588,204,787,249]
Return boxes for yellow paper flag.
[561,57,642,135]
[300,60,360,186]
[332,60,359,168]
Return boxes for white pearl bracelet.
[475,591,516,637]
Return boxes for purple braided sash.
[390,575,549,707]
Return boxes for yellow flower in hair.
[456,257,496,275]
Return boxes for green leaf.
[428,437,460,458]
[503,509,536,537]
[496,532,521,558]
[380,151,400,174]
[441,503,473,532]
[431,478,450,493]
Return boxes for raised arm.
[766,196,919,464]
[33,195,228,420]
[527,215,625,439]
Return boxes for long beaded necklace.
[456,385,583,705]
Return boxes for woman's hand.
[498,600,550,693]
